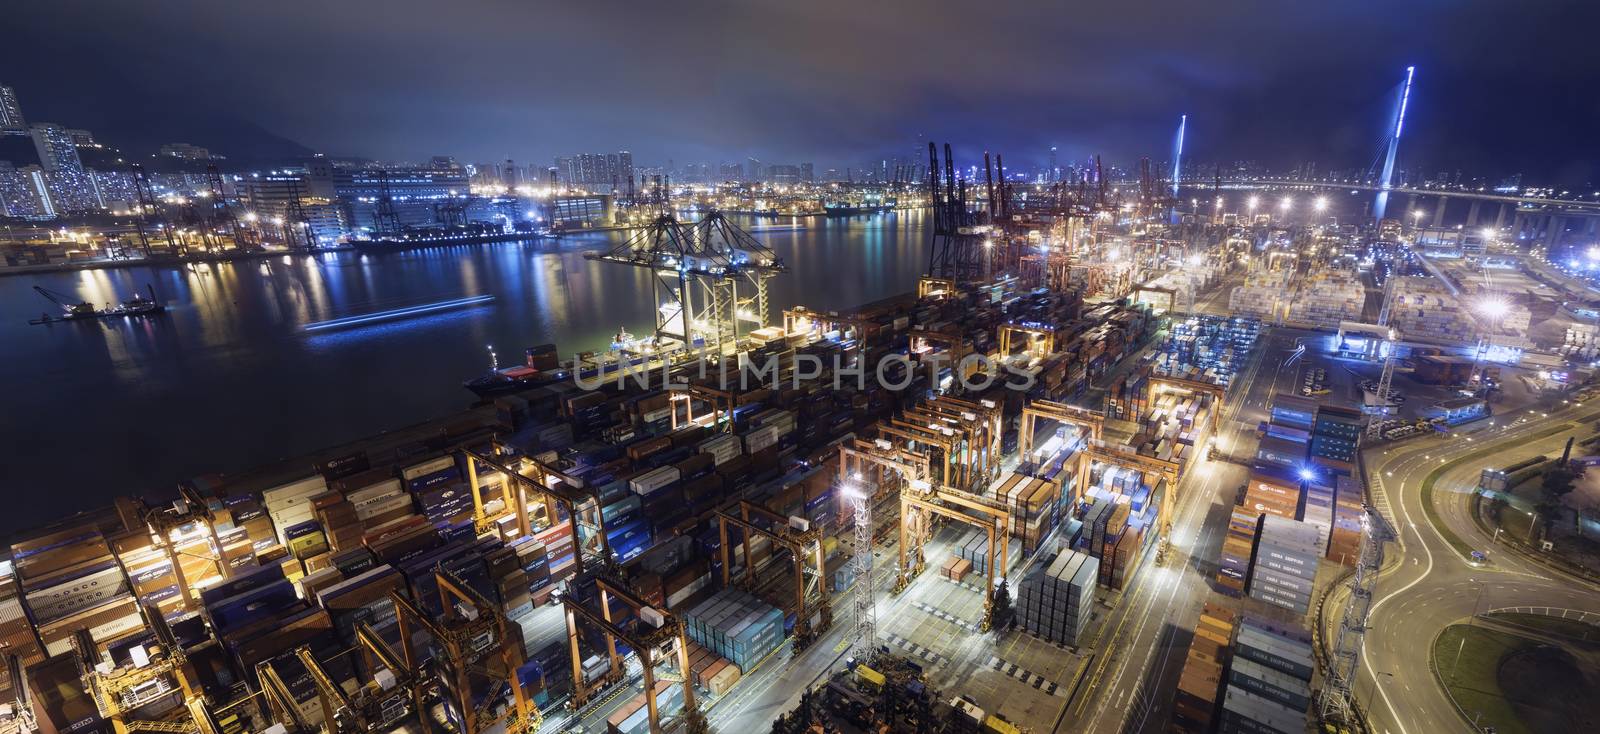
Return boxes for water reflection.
[0,214,929,536]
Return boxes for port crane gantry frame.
[1073,443,1182,539]
[75,604,222,734]
[294,620,428,734]
[462,444,615,573]
[585,210,787,358]
[391,569,540,734]
[561,575,704,733]
[669,381,738,434]
[925,143,987,283]
[132,483,236,613]
[896,483,1011,630]
[834,439,934,654]
[998,323,1058,363]
[1018,400,1106,459]
[712,500,831,649]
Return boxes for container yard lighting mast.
[1367,275,1401,440]
[586,209,786,356]
[1320,508,1394,725]
[840,476,876,657]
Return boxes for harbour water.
[0,212,929,537]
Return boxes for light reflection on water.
[0,212,928,535]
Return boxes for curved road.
[1341,404,1600,734]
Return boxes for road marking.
[884,632,945,668]
[985,655,1070,697]
[911,600,980,633]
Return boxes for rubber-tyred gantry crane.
[561,575,705,733]
[390,569,541,734]
[713,500,831,650]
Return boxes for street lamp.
[1248,195,1260,212]
[1314,196,1328,213]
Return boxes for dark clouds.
[4,0,1597,182]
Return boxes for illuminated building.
[0,161,51,219]
[0,85,24,135]
[28,122,97,213]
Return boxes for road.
[1068,327,1313,733]
[1342,404,1600,734]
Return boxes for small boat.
[29,284,166,325]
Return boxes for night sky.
[5,1,1597,183]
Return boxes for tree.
[1542,466,1577,501]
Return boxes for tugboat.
[29,284,166,325]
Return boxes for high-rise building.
[553,151,633,190]
[0,161,51,218]
[31,123,83,173]
[0,85,25,135]
[746,157,762,183]
[801,163,814,182]
[29,123,97,213]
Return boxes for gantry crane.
[391,569,541,734]
[75,604,222,734]
[896,483,1011,630]
[462,444,615,572]
[294,620,427,734]
[925,143,986,283]
[585,209,786,357]
[1,654,37,734]
[561,575,706,733]
[135,483,235,612]
[713,501,830,650]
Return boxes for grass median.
[1416,423,1571,560]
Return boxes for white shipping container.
[354,493,414,521]
[402,456,456,481]
[630,466,681,496]
[347,479,403,506]
[263,476,328,512]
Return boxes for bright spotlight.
[1477,298,1509,319]
[1314,196,1328,212]
[1297,467,1316,481]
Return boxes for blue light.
[1394,66,1415,140]
[1171,114,1186,198]
[303,295,496,332]
[1298,467,1316,481]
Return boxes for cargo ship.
[822,199,894,216]
[348,223,546,253]
[28,284,166,325]
[464,329,681,399]
[464,343,566,398]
